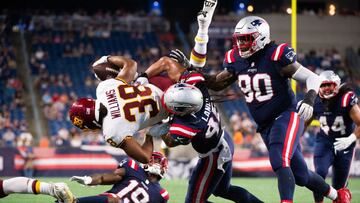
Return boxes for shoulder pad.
[271,43,288,61]
[126,159,139,171]
[160,188,169,200]
[224,49,237,64]
[341,91,357,108]
[182,72,205,85]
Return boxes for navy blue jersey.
[107,158,169,203]
[223,43,297,129]
[313,87,358,141]
[169,73,223,154]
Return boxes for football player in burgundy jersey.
[70,152,169,203]
[200,16,351,203]
[306,70,359,203]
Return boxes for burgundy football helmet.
[143,152,169,178]
[69,98,102,130]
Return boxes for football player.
[70,152,169,203]
[306,70,359,203]
[158,77,263,203]
[0,177,74,203]
[69,55,184,164]
[200,16,351,203]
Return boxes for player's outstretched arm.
[334,103,360,151]
[71,169,125,186]
[108,56,138,83]
[121,135,153,164]
[281,61,322,120]
[204,70,238,91]
[143,56,186,83]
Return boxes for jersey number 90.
[238,74,274,103]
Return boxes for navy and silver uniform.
[224,42,297,129]
[222,43,335,201]
[312,86,358,201]
[105,158,169,203]
[170,72,262,203]
[223,43,305,169]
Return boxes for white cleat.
[52,183,75,203]
[197,0,218,30]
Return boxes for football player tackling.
[307,70,359,203]
[201,16,351,203]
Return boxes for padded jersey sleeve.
[341,91,358,111]
[222,49,238,75]
[169,117,201,145]
[271,43,297,71]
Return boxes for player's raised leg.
[0,177,74,203]
[190,0,217,68]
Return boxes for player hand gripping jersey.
[69,56,171,164]
[70,152,169,203]
[306,70,360,203]
[201,16,351,203]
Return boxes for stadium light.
[329,4,336,16]
[286,7,292,14]
[150,0,162,16]
[247,5,254,12]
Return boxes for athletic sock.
[276,167,295,201]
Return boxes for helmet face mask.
[69,98,102,130]
[232,16,270,58]
[143,152,168,179]
[162,83,203,116]
[319,70,341,99]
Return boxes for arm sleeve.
[271,44,297,69]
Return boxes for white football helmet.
[319,70,341,99]
[143,152,168,178]
[162,83,203,116]
[232,16,271,58]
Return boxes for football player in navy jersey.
[306,70,360,203]
[159,74,263,203]
[199,16,351,203]
[70,152,169,203]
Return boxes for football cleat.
[197,0,217,32]
[333,188,351,203]
[52,183,76,203]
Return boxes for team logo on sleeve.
[285,50,296,61]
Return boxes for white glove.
[297,102,313,121]
[92,55,109,66]
[70,176,92,186]
[148,123,170,138]
[334,133,357,152]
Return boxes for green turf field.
[0,177,359,203]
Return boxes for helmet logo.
[73,116,84,128]
[251,19,262,26]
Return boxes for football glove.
[169,49,191,69]
[70,176,92,186]
[148,123,170,138]
[92,55,109,67]
[334,133,357,152]
[297,89,317,121]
